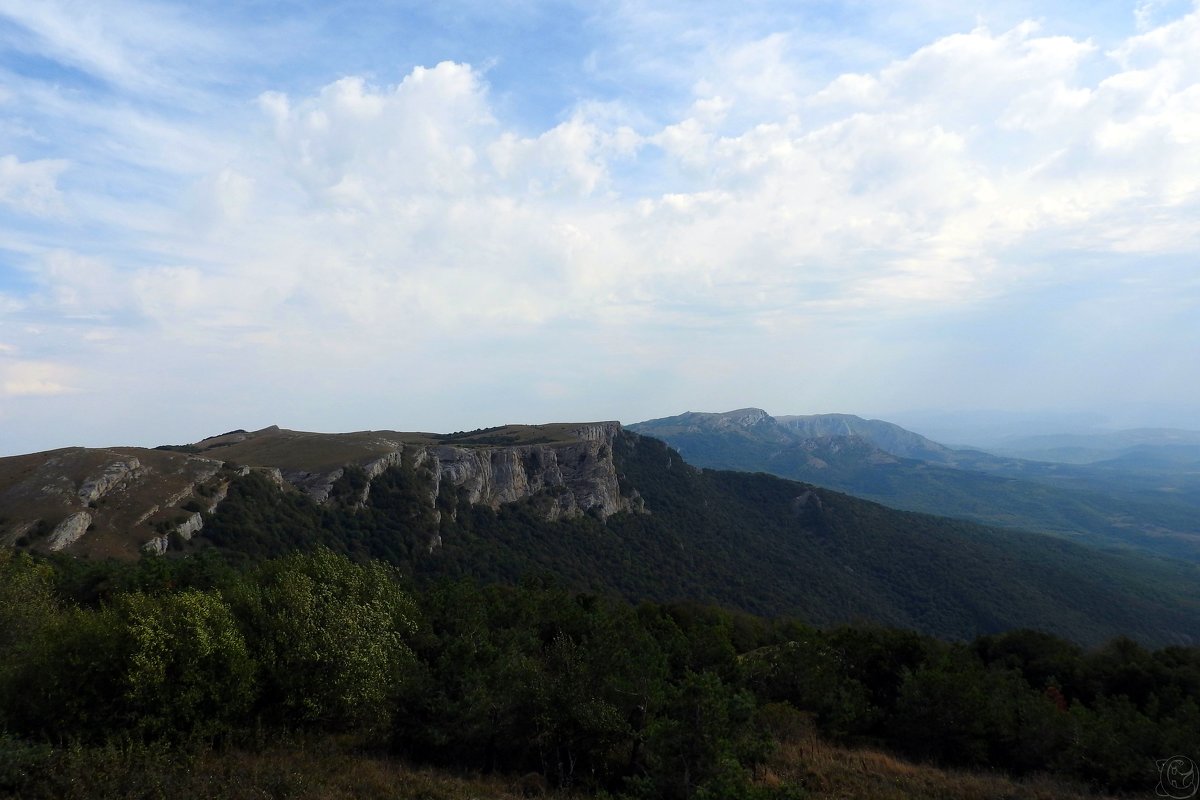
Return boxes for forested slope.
[196,431,1200,646]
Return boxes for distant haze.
[1,2,1199,456]
[882,407,1200,449]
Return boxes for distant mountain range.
[4,420,1200,645]
[628,409,1200,562]
[988,428,1200,464]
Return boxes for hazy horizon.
[4,401,1198,458]
[2,1,1198,456]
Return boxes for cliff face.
[0,422,640,558]
[420,422,632,520]
[282,422,634,520]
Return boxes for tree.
[637,671,767,800]
[117,589,255,739]
[232,549,418,732]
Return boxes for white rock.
[78,458,142,505]
[143,535,169,556]
[174,512,204,541]
[47,512,92,551]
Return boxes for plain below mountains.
[628,409,1200,562]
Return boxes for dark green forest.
[2,547,1198,798]
[625,421,1200,562]
[200,432,1200,646]
[5,431,1199,797]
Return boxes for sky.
[0,0,1198,454]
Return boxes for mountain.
[207,430,1200,645]
[774,412,958,463]
[6,420,1200,646]
[6,419,1200,645]
[628,409,1200,561]
[0,422,635,559]
[990,428,1200,464]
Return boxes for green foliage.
[197,433,1200,647]
[635,671,767,800]
[2,587,253,742]
[628,417,1200,562]
[0,550,58,668]
[3,603,130,740]
[742,639,875,740]
[3,545,1198,795]
[116,590,256,739]
[232,549,418,732]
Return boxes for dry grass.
[4,733,1116,800]
[3,738,577,800]
[759,732,1111,800]
[183,746,567,800]
[195,422,607,470]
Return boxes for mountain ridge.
[0,421,634,559]
[628,409,1200,561]
[6,417,1200,646]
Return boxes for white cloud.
[76,12,1190,354]
[37,250,129,313]
[0,0,231,98]
[0,154,67,215]
[0,360,76,396]
[3,4,1200,451]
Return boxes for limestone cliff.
[421,423,631,520]
[276,422,636,521]
[0,421,643,559]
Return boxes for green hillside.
[197,431,1200,647]
[629,411,1200,562]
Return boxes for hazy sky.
[1,0,1198,454]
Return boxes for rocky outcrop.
[161,485,195,509]
[259,467,285,487]
[78,458,142,505]
[281,449,407,507]
[134,505,161,525]
[48,512,92,551]
[422,423,629,520]
[0,422,645,559]
[206,482,229,513]
[792,490,823,515]
[363,450,405,480]
[283,467,344,504]
[275,422,635,521]
[174,512,204,541]
[143,535,169,556]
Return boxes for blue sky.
[1,0,1199,454]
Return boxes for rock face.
[48,512,92,551]
[174,512,204,541]
[78,458,142,505]
[206,482,229,513]
[0,421,640,559]
[425,427,626,519]
[143,535,169,556]
[277,422,635,521]
[283,467,345,504]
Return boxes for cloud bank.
[1,1,1198,452]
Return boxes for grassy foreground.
[760,735,1110,800]
[1,735,1110,800]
